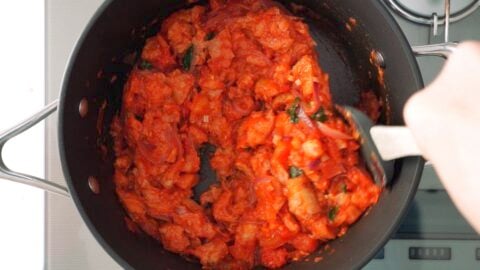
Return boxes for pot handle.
[0,99,69,197]
[412,42,458,58]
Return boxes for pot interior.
[59,0,423,269]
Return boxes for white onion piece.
[297,106,316,130]
[315,121,352,140]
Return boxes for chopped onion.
[297,101,352,141]
[313,82,320,105]
[254,177,271,184]
[308,158,322,170]
[203,115,210,123]
[155,215,172,222]
[315,121,352,140]
[297,106,316,130]
[176,206,187,215]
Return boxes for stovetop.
[45,0,480,269]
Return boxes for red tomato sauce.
[111,0,381,268]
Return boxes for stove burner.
[385,0,480,25]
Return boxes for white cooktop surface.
[46,0,120,269]
[0,1,45,269]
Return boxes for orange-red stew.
[111,0,381,268]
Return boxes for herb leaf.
[288,166,303,178]
[205,32,215,41]
[287,97,300,123]
[139,60,153,70]
[328,206,338,221]
[182,45,194,71]
[312,107,327,122]
[341,183,347,193]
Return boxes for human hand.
[404,41,480,232]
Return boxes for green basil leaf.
[312,107,327,122]
[182,45,194,71]
[288,166,303,178]
[287,97,300,124]
[328,206,338,221]
[205,32,215,41]
[139,60,153,70]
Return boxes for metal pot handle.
[0,99,69,197]
[412,42,458,58]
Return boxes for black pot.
[0,0,453,269]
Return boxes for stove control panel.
[409,247,451,260]
[365,240,480,269]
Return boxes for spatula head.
[337,106,394,187]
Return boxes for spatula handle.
[370,126,422,161]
